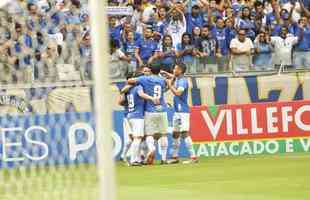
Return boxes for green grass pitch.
[1,153,310,200]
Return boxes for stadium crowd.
[109,0,310,78]
[0,0,310,82]
[0,0,91,83]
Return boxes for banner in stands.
[0,85,92,115]
[0,72,309,116]
[107,6,134,15]
[190,100,310,157]
[112,72,310,109]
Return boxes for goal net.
[0,0,114,199]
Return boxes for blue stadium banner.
[0,112,97,169]
[0,110,189,169]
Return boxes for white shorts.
[128,118,144,137]
[144,112,168,135]
[173,112,190,132]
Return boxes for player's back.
[137,75,167,112]
[126,85,144,119]
[174,77,189,113]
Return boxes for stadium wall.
[113,72,310,109]
[0,72,310,168]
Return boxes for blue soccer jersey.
[173,77,189,113]
[136,75,167,113]
[124,103,129,118]
[126,85,145,119]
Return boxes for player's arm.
[137,89,160,105]
[162,78,171,92]
[135,47,144,67]
[160,70,175,79]
[167,79,184,96]
[120,84,133,94]
[118,94,126,106]
[126,78,138,85]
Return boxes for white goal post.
[89,0,117,199]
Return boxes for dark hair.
[15,22,22,29]
[181,33,192,47]
[254,1,263,8]
[36,32,43,37]
[162,35,173,48]
[27,3,35,11]
[35,50,41,61]
[298,17,307,24]
[241,7,251,19]
[134,0,142,5]
[126,72,135,80]
[144,26,153,32]
[192,5,200,9]
[176,62,187,74]
[216,17,224,23]
[202,24,209,29]
[71,0,81,8]
[157,6,168,17]
[109,39,119,53]
[150,64,161,75]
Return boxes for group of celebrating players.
[118,62,198,166]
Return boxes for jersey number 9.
[154,85,161,99]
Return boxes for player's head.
[142,66,151,76]
[150,64,161,75]
[173,62,187,77]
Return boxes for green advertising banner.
[194,137,310,157]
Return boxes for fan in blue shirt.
[135,27,158,67]
[109,16,122,45]
[122,31,138,72]
[253,32,273,70]
[185,5,204,33]
[154,35,177,73]
[293,17,310,69]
